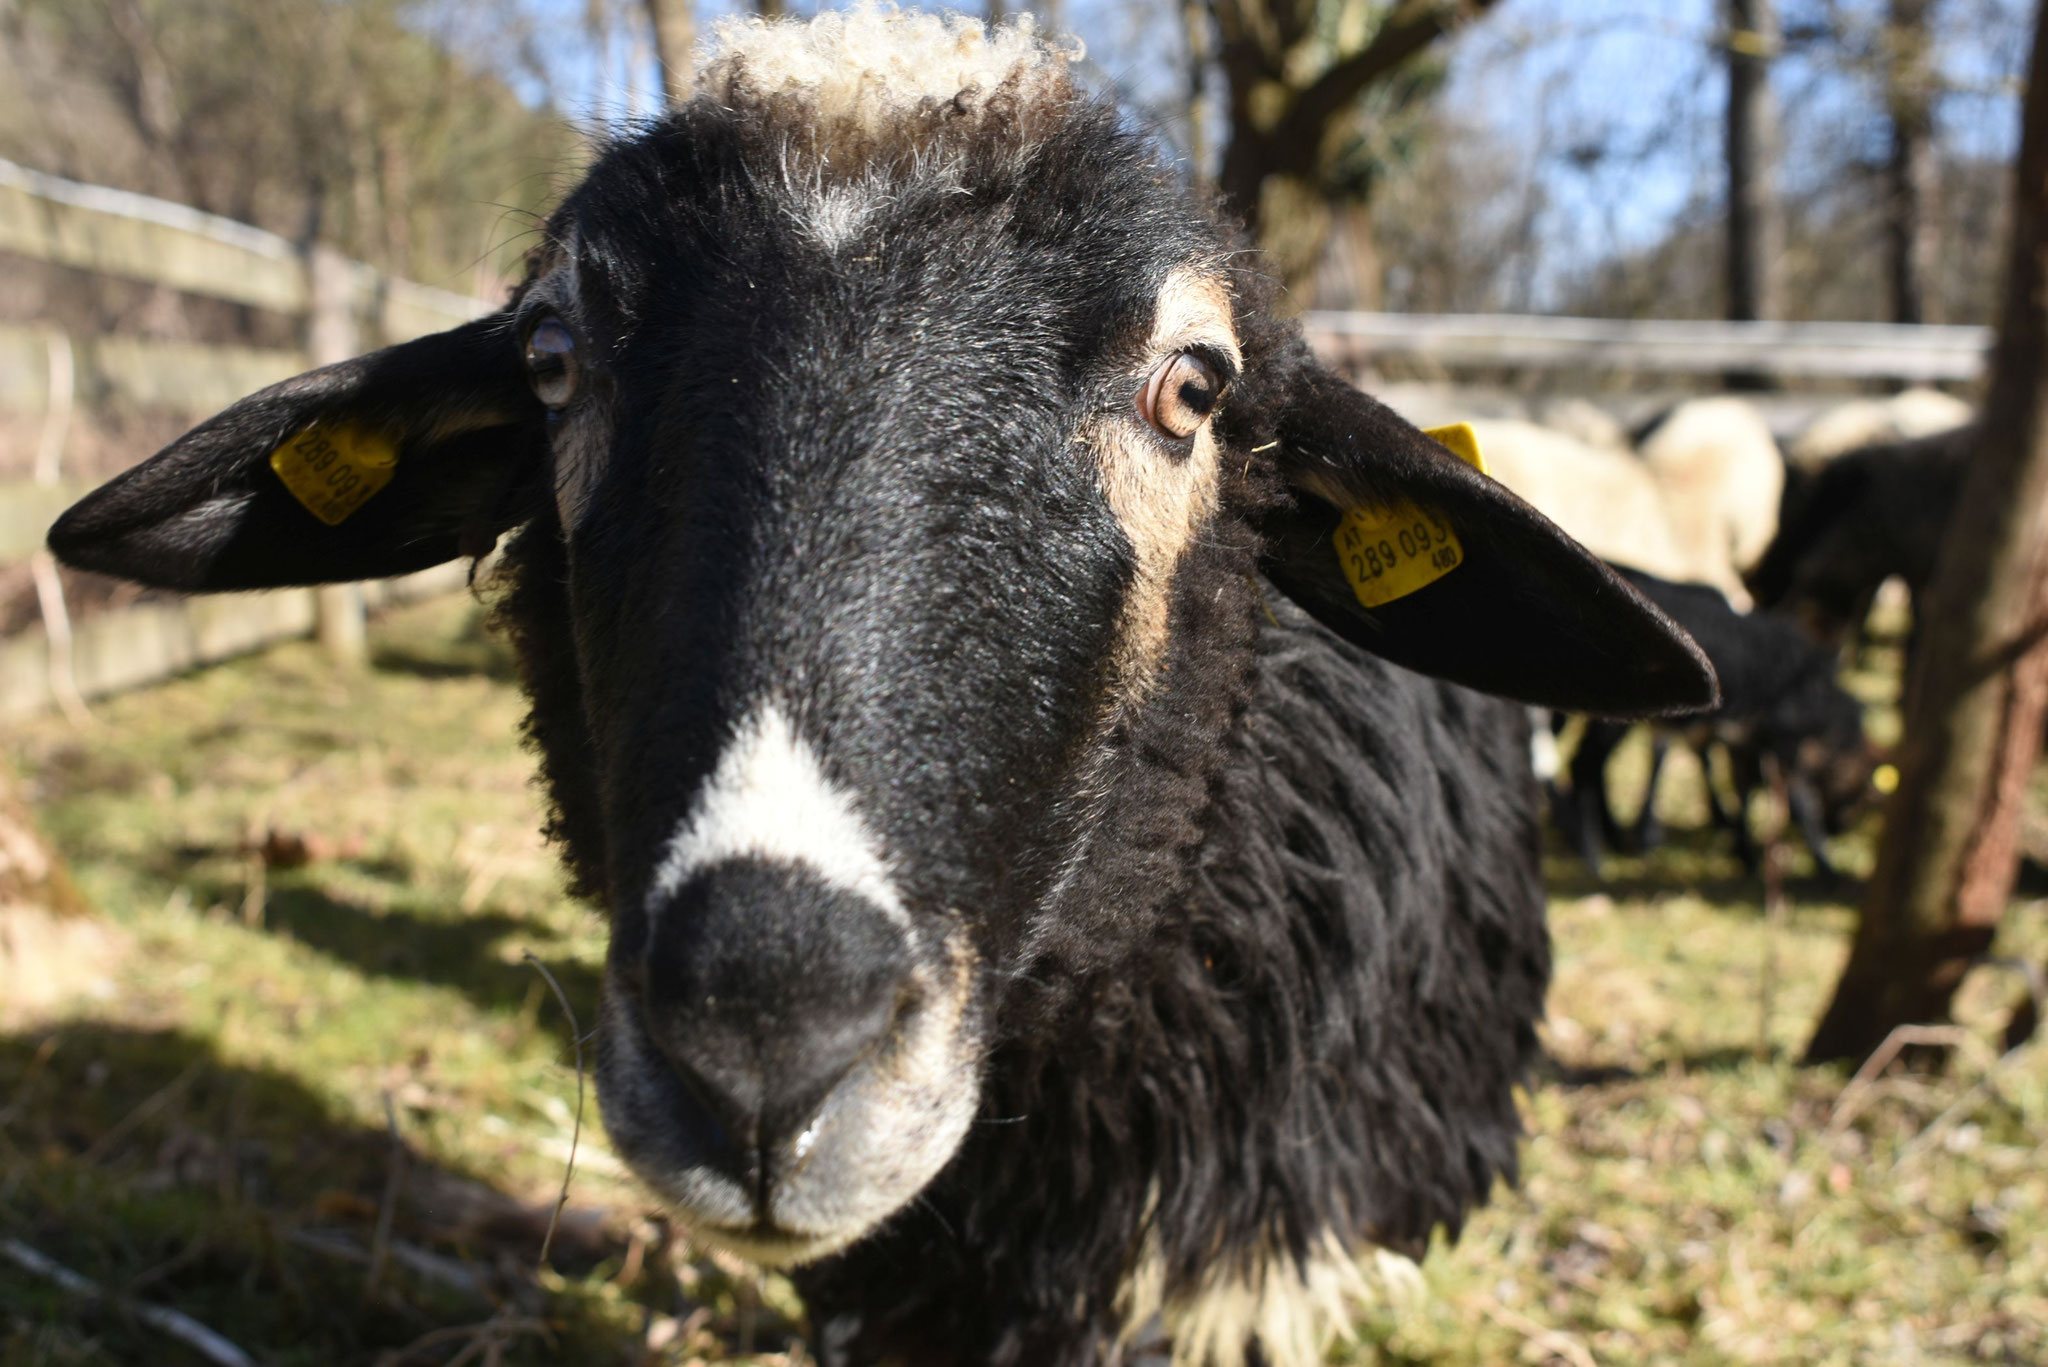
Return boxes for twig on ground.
[240,851,266,929]
[0,1235,260,1367]
[366,1090,407,1297]
[1757,758,1789,1061]
[287,1227,489,1302]
[371,1314,551,1367]
[0,1035,60,1135]
[1892,1021,2041,1172]
[1473,1293,1598,1367]
[30,550,93,728]
[1825,1024,1971,1136]
[123,1232,213,1297]
[79,1055,206,1165]
[522,951,585,1269]
[1891,1077,1998,1173]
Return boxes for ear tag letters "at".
[1334,423,1487,609]
[269,422,399,526]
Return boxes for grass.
[3,594,2045,1365]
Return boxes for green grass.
[3,597,804,1365]
[3,595,2045,1364]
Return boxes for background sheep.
[1635,396,1785,607]
[45,13,1712,1367]
[1787,387,1973,472]
[1562,566,1880,880]
[1465,419,1689,578]
[1748,425,1973,650]
[1474,409,1761,606]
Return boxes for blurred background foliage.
[0,0,576,314]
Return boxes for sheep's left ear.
[48,313,549,591]
[1254,364,1717,719]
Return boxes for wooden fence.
[1302,311,1991,383]
[0,565,474,721]
[0,157,486,358]
[0,156,494,715]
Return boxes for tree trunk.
[1211,0,1497,292]
[305,243,368,666]
[1806,0,2048,1065]
[1885,0,1940,325]
[645,0,695,110]
[1182,0,1214,187]
[1726,0,1784,333]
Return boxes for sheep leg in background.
[1567,719,1630,875]
[1535,712,1582,858]
[1849,582,1881,672]
[1722,745,1766,876]
[1630,732,1672,852]
[1787,775,1840,880]
[1702,743,1743,836]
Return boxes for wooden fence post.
[29,326,89,725]
[305,243,368,666]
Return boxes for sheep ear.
[1255,366,1718,719]
[48,314,549,591]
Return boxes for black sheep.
[47,14,1712,1365]
[1746,426,1973,650]
[1563,566,1879,880]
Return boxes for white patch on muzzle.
[648,702,908,929]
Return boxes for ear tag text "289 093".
[269,422,398,526]
[1333,423,1486,610]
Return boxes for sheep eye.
[526,317,579,410]
[1139,352,1223,441]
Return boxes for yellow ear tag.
[1332,423,1487,609]
[1873,763,1900,795]
[268,422,399,526]
[1422,422,1489,477]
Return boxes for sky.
[418,0,2031,307]
[1449,0,2027,293]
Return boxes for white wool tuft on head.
[700,5,1081,125]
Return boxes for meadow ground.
[2,593,2043,1366]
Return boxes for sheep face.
[48,13,1715,1280]
[512,102,1259,1264]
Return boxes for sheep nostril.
[636,858,915,1174]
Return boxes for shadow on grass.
[0,1024,662,1366]
[180,875,604,1024]
[370,610,519,684]
[1538,1045,1772,1090]
[1543,824,1861,910]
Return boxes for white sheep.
[1787,387,1973,471]
[1469,418,1749,603]
[1636,396,1785,597]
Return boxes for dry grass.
[2,595,2044,1365]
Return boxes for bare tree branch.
[1282,0,1499,149]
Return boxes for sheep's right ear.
[48,314,550,591]
[1253,363,1718,719]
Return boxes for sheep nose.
[638,860,913,1177]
